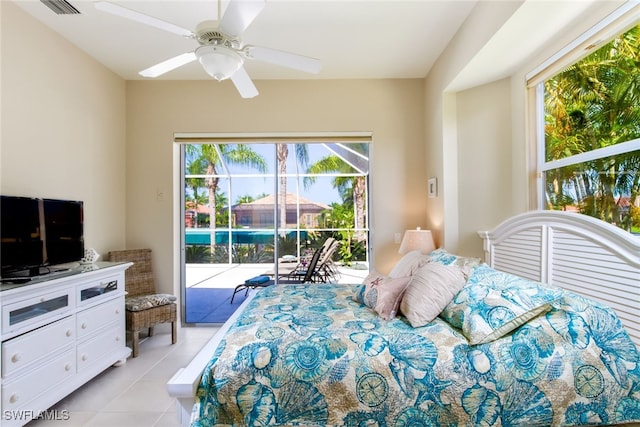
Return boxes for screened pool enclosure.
[180,138,371,291]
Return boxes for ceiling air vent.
[40,0,80,15]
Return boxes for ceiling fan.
[94,0,322,98]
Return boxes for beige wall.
[1,2,127,257]
[456,78,513,256]
[126,79,426,291]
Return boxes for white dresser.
[0,262,132,426]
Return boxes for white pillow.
[400,263,467,327]
[389,250,430,278]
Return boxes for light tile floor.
[27,326,219,427]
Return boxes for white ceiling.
[12,0,606,88]
[13,0,478,81]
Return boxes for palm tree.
[185,155,208,228]
[303,145,368,241]
[214,189,230,227]
[276,143,308,233]
[236,195,255,204]
[186,144,267,252]
[544,24,640,228]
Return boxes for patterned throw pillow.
[400,263,467,328]
[353,271,411,320]
[441,264,562,345]
[125,293,177,312]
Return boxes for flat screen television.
[0,196,43,277]
[1,195,84,278]
[43,198,84,266]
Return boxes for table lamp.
[399,227,436,254]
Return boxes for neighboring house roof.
[185,202,210,214]
[232,193,330,211]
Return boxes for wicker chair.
[107,248,177,357]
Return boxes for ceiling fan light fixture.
[195,45,243,81]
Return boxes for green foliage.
[235,194,255,204]
[185,245,211,263]
[318,202,367,264]
[215,190,229,227]
[303,146,368,242]
[231,244,274,264]
[629,204,640,231]
[277,233,301,256]
[210,246,231,263]
[544,24,640,229]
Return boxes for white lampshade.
[195,45,243,81]
[399,227,436,255]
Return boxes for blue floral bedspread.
[191,283,640,426]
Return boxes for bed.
[168,211,640,426]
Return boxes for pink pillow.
[353,271,411,320]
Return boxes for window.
[529,6,640,234]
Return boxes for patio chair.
[107,248,177,357]
[231,275,273,303]
[316,239,341,282]
[286,246,324,283]
[320,237,336,252]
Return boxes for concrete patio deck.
[185,262,370,289]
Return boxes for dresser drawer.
[2,348,75,411]
[2,287,74,336]
[2,316,75,377]
[77,323,124,371]
[76,296,123,339]
[77,274,123,307]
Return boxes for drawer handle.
[115,309,120,315]
[40,297,46,302]
[66,329,73,337]
[81,354,88,361]
[115,336,120,342]
[11,353,21,363]
[81,322,87,329]
[64,363,72,371]
[9,393,19,404]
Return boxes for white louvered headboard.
[478,211,640,348]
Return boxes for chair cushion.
[245,275,270,285]
[125,293,177,312]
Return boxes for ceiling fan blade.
[219,0,266,37]
[230,67,259,98]
[139,52,197,78]
[95,1,193,38]
[245,46,322,74]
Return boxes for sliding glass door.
[180,138,370,323]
